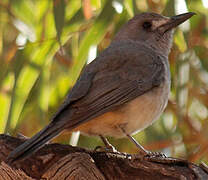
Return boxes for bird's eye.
[142,21,152,30]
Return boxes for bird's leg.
[119,127,166,158]
[95,135,117,152]
[99,135,111,147]
[119,127,148,155]
[126,133,148,154]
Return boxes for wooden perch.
[0,134,208,180]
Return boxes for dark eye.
[142,21,152,29]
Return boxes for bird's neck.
[145,40,172,57]
[124,39,171,58]
[142,33,173,57]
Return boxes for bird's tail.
[7,121,64,163]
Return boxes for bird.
[7,12,195,163]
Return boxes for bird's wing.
[53,41,166,128]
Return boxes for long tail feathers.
[7,122,64,163]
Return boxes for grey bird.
[7,12,195,163]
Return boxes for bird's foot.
[16,133,29,140]
[141,150,166,159]
[94,144,118,153]
[123,131,167,159]
[96,135,119,153]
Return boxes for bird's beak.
[159,12,196,34]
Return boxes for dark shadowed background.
[0,0,208,164]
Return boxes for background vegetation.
[0,0,208,164]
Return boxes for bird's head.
[113,12,195,56]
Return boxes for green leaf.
[0,73,15,133]
[4,39,60,133]
[194,46,208,71]
[64,9,85,37]
[11,0,35,26]
[163,0,175,16]
[174,30,187,53]
[69,0,116,84]
[124,0,134,17]
[91,0,101,9]
[53,0,66,43]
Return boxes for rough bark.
[0,134,208,180]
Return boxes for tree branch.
[0,134,208,180]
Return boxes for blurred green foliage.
[0,0,208,163]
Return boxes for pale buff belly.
[76,81,170,138]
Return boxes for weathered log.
[0,134,208,180]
